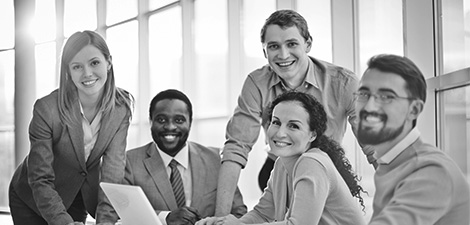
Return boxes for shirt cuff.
[158,211,171,225]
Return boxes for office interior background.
[1,0,469,223]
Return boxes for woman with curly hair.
[197,91,365,225]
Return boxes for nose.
[363,95,380,111]
[164,120,177,130]
[274,125,288,138]
[278,45,290,59]
[84,65,93,77]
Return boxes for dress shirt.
[79,102,102,161]
[375,128,420,164]
[222,56,371,167]
[156,143,192,224]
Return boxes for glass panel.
[0,0,14,49]
[107,0,137,25]
[149,6,183,94]
[357,1,403,221]
[440,85,470,180]
[358,0,403,75]
[34,0,56,43]
[297,0,332,62]
[194,0,228,117]
[64,0,97,37]
[149,0,178,11]
[440,0,470,74]
[242,0,276,77]
[106,22,139,105]
[35,42,58,99]
[0,50,15,210]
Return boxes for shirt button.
[80,172,87,177]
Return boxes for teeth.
[163,135,177,141]
[274,141,290,147]
[365,115,382,123]
[82,80,97,86]
[278,61,294,67]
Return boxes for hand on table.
[196,215,242,225]
[167,206,201,225]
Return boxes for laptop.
[100,182,162,225]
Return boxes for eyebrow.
[358,86,399,95]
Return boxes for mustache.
[359,110,387,120]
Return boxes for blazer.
[10,90,131,225]
[123,141,247,218]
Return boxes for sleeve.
[230,186,248,218]
[286,157,329,225]
[222,76,264,168]
[369,164,454,225]
[96,108,131,223]
[239,167,277,223]
[27,99,75,225]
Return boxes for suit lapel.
[86,106,126,166]
[144,144,178,210]
[67,109,87,172]
[188,142,205,208]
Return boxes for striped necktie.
[169,159,186,208]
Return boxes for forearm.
[215,161,242,216]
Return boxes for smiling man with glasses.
[356,54,469,225]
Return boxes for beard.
[357,111,405,145]
[152,129,189,157]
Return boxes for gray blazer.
[10,90,131,225]
[123,141,247,218]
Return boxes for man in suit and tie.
[123,89,247,225]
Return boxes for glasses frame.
[353,91,415,104]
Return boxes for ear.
[305,37,312,53]
[107,55,113,70]
[409,99,424,120]
[309,131,317,143]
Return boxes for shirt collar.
[78,101,102,124]
[376,128,420,164]
[156,143,189,170]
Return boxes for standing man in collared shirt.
[215,9,376,216]
[355,54,469,224]
[123,89,246,225]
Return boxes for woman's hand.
[66,222,84,225]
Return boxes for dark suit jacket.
[123,141,247,218]
[9,90,131,225]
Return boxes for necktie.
[169,159,186,207]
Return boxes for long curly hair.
[268,91,365,209]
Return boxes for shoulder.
[189,142,220,158]
[245,64,277,87]
[311,57,358,82]
[33,90,60,115]
[126,142,154,159]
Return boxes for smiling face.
[150,99,191,157]
[68,45,110,100]
[263,25,312,88]
[267,101,316,158]
[355,68,418,147]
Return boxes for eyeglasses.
[353,91,414,104]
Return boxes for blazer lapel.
[67,109,87,172]
[188,142,206,208]
[87,106,126,166]
[144,144,178,210]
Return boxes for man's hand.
[167,206,201,225]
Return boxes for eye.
[71,64,82,71]
[175,117,186,124]
[378,93,396,101]
[271,120,281,126]
[267,44,279,50]
[90,59,101,67]
[287,42,298,48]
[287,123,299,130]
[155,117,166,124]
